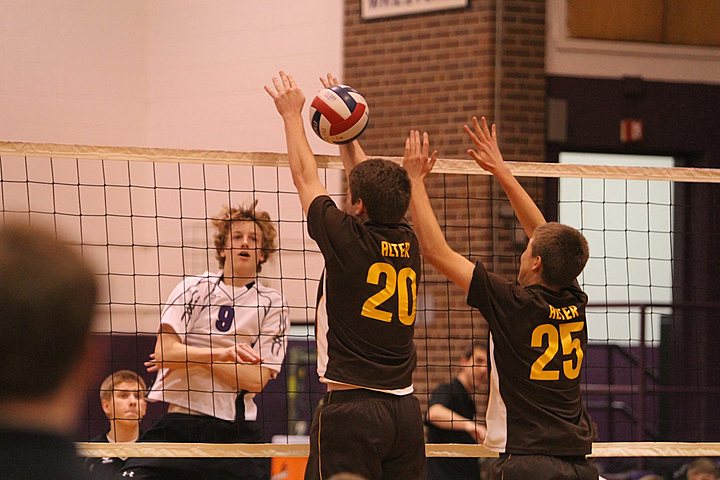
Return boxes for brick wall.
[343,0,546,418]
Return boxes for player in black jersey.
[266,71,425,480]
[403,120,598,480]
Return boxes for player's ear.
[532,255,542,272]
[101,398,113,418]
[353,198,367,217]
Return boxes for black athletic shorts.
[119,413,269,480]
[304,389,426,480]
[490,453,599,480]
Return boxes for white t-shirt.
[147,271,288,421]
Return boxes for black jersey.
[426,378,480,480]
[307,195,420,392]
[83,433,125,480]
[467,261,595,455]
[0,427,92,480]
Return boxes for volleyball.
[309,85,369,144]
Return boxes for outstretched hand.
[464,116,508,175]
[264,71,305,118]
[402,130,438,182]
[319,72,339,89]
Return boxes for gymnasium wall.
[0,0,343,155]
[0,0,147,146]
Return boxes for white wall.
[0,0,343,154]
[144,0,342,155]
[0,0,148,145]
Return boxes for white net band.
[76,441,720,458]
[2,140,719,182]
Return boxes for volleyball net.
[1,141,719,473]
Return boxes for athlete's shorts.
[304,389,426,480]
[491,453,599,480]
[119,413,269,480]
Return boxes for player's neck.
[222,265,257,288]
[457,372,473,392]
[108,421,140,443]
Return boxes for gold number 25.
[530,321,584,380]
[361,262,417,326]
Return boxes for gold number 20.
[361,262,417,326]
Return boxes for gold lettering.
[381,241,412,258]
[549,304,580,321]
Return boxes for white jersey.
[147,271,288,421]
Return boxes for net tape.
[76,441,720,458]
[2,141,719,182]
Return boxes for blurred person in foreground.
[0,222,98,480]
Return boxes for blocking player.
[120,202,289,480]
[266,71,426,480]
[85,370,147,479]
[403,120,598,480]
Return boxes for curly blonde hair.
[212,201,277,273]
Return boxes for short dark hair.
[212,201,277,273]
[348,159,411,224]
[463,341,488,360]
[0,223,97,400]
[531,222,589,288]
[99,370,147,403]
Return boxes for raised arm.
[319,73,367,176]
[465,116,546,238]
[403,130,475,293]
[265,71,327,215]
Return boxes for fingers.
[266,70,296,97]
[271,75,283,94]
[237,344,262,364]
[263,84,276,98]
[320,73,338,88]
[421,131,431,158]
[464,123,480,146]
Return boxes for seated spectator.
[85,370,147,479]
[426,342,489,479]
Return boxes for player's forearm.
[494,168,546,238]
[207,364,273,393]
[284,115,320,187]
[427,404,474,432]
[339,140,367,174]
[282,114,325,213]
[408,179,449,261]
[156,334,214,365]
